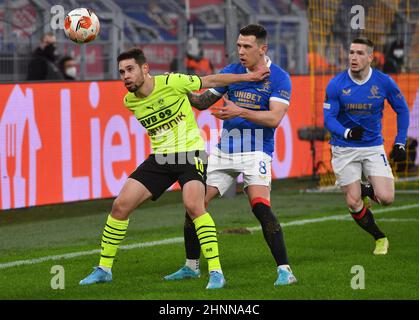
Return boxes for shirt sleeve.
[270,72,291,105]
[168,73,202,94]
[208,65,232,97]
[385,75,410,145]
[323,80,348,138]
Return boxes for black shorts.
[129,150,208,201]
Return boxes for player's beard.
[127,78,145,93]
[127,84,139,92]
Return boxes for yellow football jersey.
[124,73,205,154]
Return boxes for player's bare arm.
[200,64,270,88]
[187,90,221,110]
[212,98,289,128]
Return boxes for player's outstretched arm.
[187,90,222,111]
[212,98,288,128]
[200,64,270,88]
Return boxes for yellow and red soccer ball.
[64,8,100,44]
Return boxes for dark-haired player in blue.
[164,24,297,286]
[323,37,410,255]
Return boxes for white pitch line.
[247,203,419,232]
[374,218,419,222]
[0,203,418,270]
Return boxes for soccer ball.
[64,8,100,44]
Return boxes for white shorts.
[331,145,394,187]
[206,148,272,196]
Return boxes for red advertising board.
[1,75,417,209]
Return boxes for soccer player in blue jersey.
[165,24,297,286]
[323,37,410,255]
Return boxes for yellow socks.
[193,212,221,272]
[98,213,220,273]
[99,214,129,269]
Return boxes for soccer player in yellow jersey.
[79,47,270,289]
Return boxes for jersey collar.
[246,56,272,73]
[347,67,372,85]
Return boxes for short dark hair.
[58,56,75,71]
[117,48,147,66]
[239,24,267,44]
[352,37,374,52]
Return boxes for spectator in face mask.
[27,32,64,81]
[58,56,77,80]
[170,37,214,76]
[383,40,404,74]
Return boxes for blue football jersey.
[210,57,291,157]
[323,68,409,147]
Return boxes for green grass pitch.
[0,178,418,300]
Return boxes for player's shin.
[184,212,201,271]
[350,206,385,240]
[99,214,129,269]
[192,212,221,272]
[251,198,289,266]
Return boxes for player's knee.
[376,193,394,206]
[111,198,130,220]
[184,201,205,218]
[346,197,363,212]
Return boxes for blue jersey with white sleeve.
[209,57,291,157]
[323,68,409,147]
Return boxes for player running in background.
[323,37,410,255]
[164,24,297,286]
[79,48,270,289]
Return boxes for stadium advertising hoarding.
[0,75,417,210]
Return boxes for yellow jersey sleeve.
[167,73,202,94]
